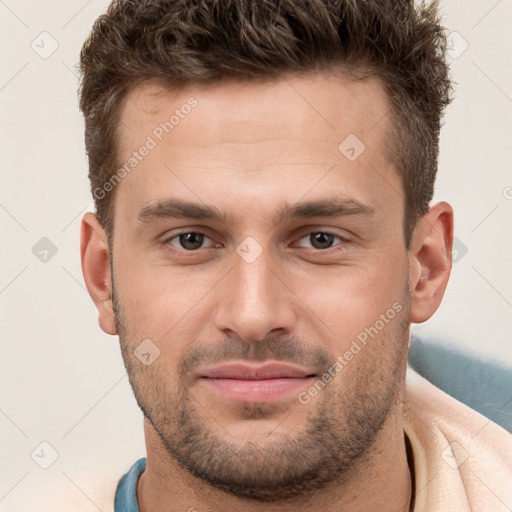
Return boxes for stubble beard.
[113,288,410,503]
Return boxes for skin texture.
[81,73,454,511]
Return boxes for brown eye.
[296,231,346,251]
[309,233,336,250]
[166,232,209,251]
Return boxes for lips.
[198,362,316,403]
[200,362,315,380]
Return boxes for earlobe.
[80,212,117,335]
[408,202,454,324]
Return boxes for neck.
[137,404,412,512]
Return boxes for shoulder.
[404,366,512,511]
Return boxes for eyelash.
[162,230,350,255]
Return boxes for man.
[77,0,512,511]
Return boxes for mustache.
[178,334,331,380]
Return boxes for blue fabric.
[114,457,146,512]
[408,337,512,432]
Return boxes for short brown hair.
[78,0,452,246]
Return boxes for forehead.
[119,73,390,150]
[114,73,400,229]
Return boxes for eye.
[294,231,348,251]
[162,229,349,255]
[164,232,217,251]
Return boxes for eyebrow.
[137,197,376,225]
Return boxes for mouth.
[198,362,317,403]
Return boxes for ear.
[80,212,117,335]
[408,202,454,324]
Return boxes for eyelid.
[292,224,353,240]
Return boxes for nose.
[213,240,297,343]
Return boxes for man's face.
[111,73,411,500]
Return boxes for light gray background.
[1,0,511,510]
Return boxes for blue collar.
[114,457,146,512]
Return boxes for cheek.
[296,258,407,340]
[114,265,214,367]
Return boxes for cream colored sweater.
[403,368,512,511]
